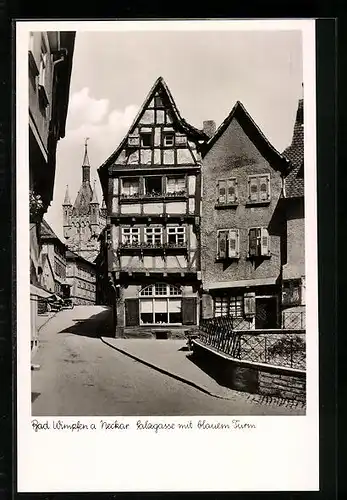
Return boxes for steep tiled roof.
[201,101,290,174]
[41,219,59,240]
[72,182,94,215]
[66,249,96,267]
[282,98,304,198]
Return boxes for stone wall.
[192,340,306,403]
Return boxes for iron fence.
[198,316,306,370]
[282,310,306,329]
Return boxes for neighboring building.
[280,93,305,329]
[200,101,290,330]
[98,76,209,337]
[66,250,97,305]
[63,140,107,264]
[29,31,75,285]
[29,31,75,350]
[39,219,68,297]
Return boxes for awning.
[204,276,278,291]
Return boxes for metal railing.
[198,315,306,370]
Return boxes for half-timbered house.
[98,77,209,337]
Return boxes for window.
[140,284,182,325]
[145,227,163,246]
[217,229,240,259]
[282,280,302,306]
[144,176,162,196]
[166,176,186,195]
[140,132,153,147]
[163,133,174,147]
[121,178,140,198]
[154,95,164,108]
[121,227,140,246]
[248,227,270,257]
[214,296,243,318]
[247,174,271,203]
[217,178,238,205]
[167,227,186,246]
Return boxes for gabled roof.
[201,101,290,174]
[41,219,62,242]
[98,76,208,177]
[282,98,304,198]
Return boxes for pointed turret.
[62,184,72,239]
[82,137,91,183]
[63,184,72,206]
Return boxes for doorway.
[255,297,278,329]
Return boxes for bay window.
[139,284,182,325]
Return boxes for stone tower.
[63,139,106,263]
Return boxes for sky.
[45,28,303,240]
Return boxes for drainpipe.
[52,48,67,68]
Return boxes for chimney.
[203,120,216,139]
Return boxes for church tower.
[62,139,106,263]
[62,184,72,239]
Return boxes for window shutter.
[227,179,237,204]
[260,228,270,256]
[228,229,239,258]
[125,298,139,326]
[249,177,259,202]
[248,228,258,257]
[217,230,228,259]
[217,180,226,204]
[259,175,270,201]
[244,292,256,317]
[182,297,197,325]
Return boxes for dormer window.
[154,95,164,108]
[140,132,153,147]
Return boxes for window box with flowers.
[29,190,45,222]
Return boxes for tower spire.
[82,137,91,182]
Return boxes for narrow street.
[32,306,304,416]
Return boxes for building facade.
[280,95,305,329]
[29,31,75,284]
[98,77,209,337]
[29,31,75,350]
[39,219,68,296]
[200,101,290,330]
[66,250,97,305]
[63,141,107,264]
